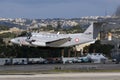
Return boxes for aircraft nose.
[10,39,16,43]
[11,38,20,44]
[11,37,31,46]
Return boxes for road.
[0,63,120,72]
[0,73,120,80]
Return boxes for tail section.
[84,22,94,34]
[84,22,102,39]
[93,22,102,39]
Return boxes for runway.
[0,73,120,80]
[0,63,120,80]
[0,63,120,72]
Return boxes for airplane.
[11,22,100,47]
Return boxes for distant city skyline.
[0,0,120,19]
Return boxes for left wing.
[46,37,71,47]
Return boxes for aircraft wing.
[30,36,71,47]
[46,37,71,47]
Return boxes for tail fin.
[84,22,102,39]
[93,22,102,39]
[84,22,94,34]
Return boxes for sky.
[0,0,120,19]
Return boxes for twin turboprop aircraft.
[11,22,99,47]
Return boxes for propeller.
[26,32,32,39]
[26,32,36,44]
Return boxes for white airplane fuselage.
[11,32,94,47]
[11,22,98,47]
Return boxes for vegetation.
[0,45,63,58]
[0,25,9,31]
[63,24,83,33]
[0,32,16,38]
[40,25,55,31]
[83,40,114,57]
[30,23,84,34]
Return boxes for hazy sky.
[0,0,120,19]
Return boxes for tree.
[55,21,62,31]
[83,40,114,57]
[0,25,9,31]
[0,32,16,38]
[47,25,54,30]
[0,38,3,44]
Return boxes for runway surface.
[1,63,120,71]
[0,73,120,80]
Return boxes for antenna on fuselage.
[57,32,60,35]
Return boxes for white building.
[12,58,28,65]
[0,58,11,65]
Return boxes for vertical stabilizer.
[93,23,102,39]
[84,22,94,34]
[84,22,102,39]
[84,22,94,39]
